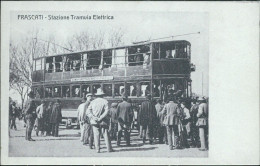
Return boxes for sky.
[10,11,208,103]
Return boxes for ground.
[9,120,208,157]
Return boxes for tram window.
[53,87,61,97]
[74,60,81,71]
[64,54,81,71]
[55,56,63,72]
[140,82,150,97]
[93,84,101,94]
[82,85,91,97]
[126,83,137,97]
[45,87,53,98]
[153,43,160,59]
[46,57,54,73]
[72,85,80,97]
[160,42,189,59]
[113,49,125,67]
[103,50,112,68]
[35,87,40,99]
[35,59,42,70]
[103,84,112,97]
[62,86,70,97]
[88,51,101,69]
[114,83,125,97]
[153,81,160,97]
[175,44,187,58]
[35,87,43,99]
[128,45,150,66]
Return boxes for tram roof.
[33,40,190,60]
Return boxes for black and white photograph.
[8,10,209,157]
[1,1,259,165]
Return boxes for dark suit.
[190,104,199,147]
[50,102,62,137]
[116,101,133,145]
[24,99,37,140]
[109,104,118,140]
[139,100,156,143]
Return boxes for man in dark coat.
[45,102,53,136]
[190,99,200,147]
[24,91,37,141]
[109,102,118,141]
[10,102,18,130]
[139,95,156,144]
[50,99,62,137]
[116,95,134,146]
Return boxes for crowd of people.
[21,92,62,141]
[77,89,209,153]
[10,90,208,153]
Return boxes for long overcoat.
[50,102,62,124]
[138,100,156,126]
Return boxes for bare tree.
[9,41,32,108]
[108,28,125,47]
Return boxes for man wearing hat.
[50,99,62,137]
[196,96,208,151]
[24,91,37,141]
[82,93,94,148]
[86,89,113,153]
[139,94,157,144]
[116,95,134,146]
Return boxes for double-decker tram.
[31,40,195,128]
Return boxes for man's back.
[117,101,133,124]
[163,101,180,126]
[89,98,108,117]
